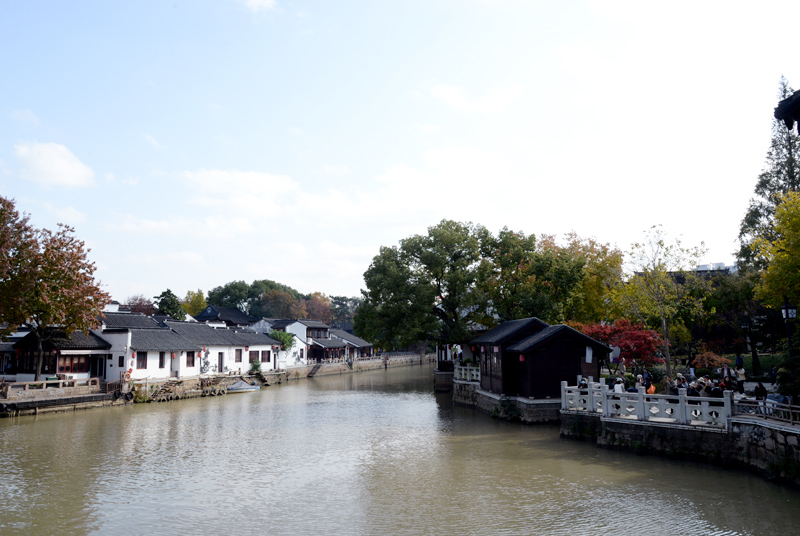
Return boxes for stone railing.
[561,381,732,428]
[454,364,480,383]
[2,377,102,401]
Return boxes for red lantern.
[131,351,136,359]
[245,346,249,352]
[171,352,175,359]
[519,354,525,362]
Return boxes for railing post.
[636,387,646,421]
[677,388,688,424]
[561,381,568,410]
[723,390,733,427]
[601,384,610,417]
[588,382,596,412]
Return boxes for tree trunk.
[34,330,44,382]
[661,316,673,378]
[749,327,762,376]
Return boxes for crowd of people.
[606,360,773,402]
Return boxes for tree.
[576,319,662,373]
[154,289,186,320]
[355,245,438,348]
[260,289,296,318]
[754,191,800,308]
[181,289,207,317]
[207,280,251,312]
[269,329,295,352]
[0,199,110,380]
[559,233,624,323]
[305,292,333,323]
[0,196,37,339]
[125,294,155,315]
[739,76,800,267]
[477,229,587,325]
[612,226,709,378]
[330,295,362,328]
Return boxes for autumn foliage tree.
[0,196,110,380]
[575,319,662,373]
[125,293,155,315]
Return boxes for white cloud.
[14,142,94,187]
[430,83,524,113]
[144,133,164,149]
[43,203,87,224]
[11,109,39,125]
[240,0,276,12]
[323,165,350,176]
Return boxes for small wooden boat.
[226,380,260,393]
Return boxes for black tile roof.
[508,325,613,353]
[194,306,257,326]
[471,317,549,345]
[311,338,347,349]
[130,329,199,352]
[101,312,161,329]
[297,319,330,329]
[225,330,282,347]
[330,329,372,347]
[165,321,239,346]
[14,329,112,351]
[269,319,294,330]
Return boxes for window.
[235,349,242,363]
[261,350,270,363]
[58,355,88,373]
[300,348,304,359]
[186,351,195,368]
[119,355,124,368]
[137,351,147,369]
[249,351,258,363]
[159,352,166,369]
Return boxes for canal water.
[1,363,799,536]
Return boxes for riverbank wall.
[561,411,800,488]
[453,380,561,423]
[285,354,434,381]
[0,354,435,417]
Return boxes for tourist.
[754,382,768,400]
[736,365,746,394]
[736,353,744,369]
[688,382,700,397]
[614,377,625,394]
[642,367,652,382]
[770,365,778,388]
[635,374,644,390]
[722,363,733,381]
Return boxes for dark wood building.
[472,318,611,399]
[471,317,549,395]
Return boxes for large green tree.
[476,228,587,325]
[356,220,486,347]
[739,76,800,267]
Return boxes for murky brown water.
[1,363,798,536]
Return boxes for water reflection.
[0,363,798,536]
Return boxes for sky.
[2,0,800,304]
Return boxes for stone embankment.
[561,411,800,488]
[453,380,561,423]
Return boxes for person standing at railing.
[614,378,625,394]
[736,366,746,394]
